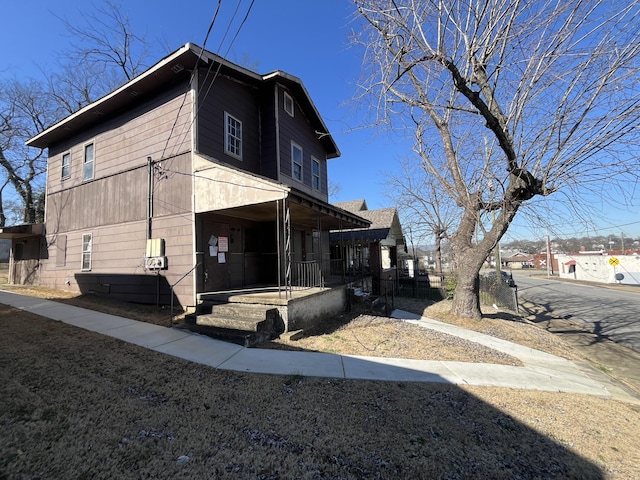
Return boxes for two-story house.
[12,43,369,335]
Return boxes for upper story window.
[284,92,294,117]
[83,142,94,181]
[225,112,242,159]
[292,142,303,182]
[61,152,71,180]
[312,157,320,190]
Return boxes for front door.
[203,221,230,291]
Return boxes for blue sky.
[3,0,639,242]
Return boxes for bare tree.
[0,1,152,225]
[354,0,640,318]
[54,0,152,98]
[0,80,50,224]
[385,156,457,274]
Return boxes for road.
[512,272,640,353]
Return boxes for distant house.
[329,199,405,293]
[501,253,535,269]
[2,43,370,333]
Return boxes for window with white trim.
[284,91,294,117]
[83,143,94,181]
[312,157,320,190]
[225,112,242,159]
[61,152,71,180]
[292,142,303,181]
[81,233,92,271]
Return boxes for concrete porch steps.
[183,301,280,347]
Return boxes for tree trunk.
[434,230,443,275]
[450,246,486,319]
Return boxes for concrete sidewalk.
[2,289,638,404]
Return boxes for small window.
[83,143,94,181]
[61,153,71,180]
[225,112,242,159]
[284,91,294,117]
[292,142,303,181]
[312,157,320,190]
[81,233,92,271]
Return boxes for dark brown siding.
[276,85,329,200]
[197,72,261,174]
[259,89,278,179]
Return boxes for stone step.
[196,302,274,320]
[179,323,270,348]
[190,313,270,332]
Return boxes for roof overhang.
[0,223,45,239]
[27,43,341,158]
[193,155,369,231]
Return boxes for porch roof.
[211,189,371,231]
[0,223,45,239]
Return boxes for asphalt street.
[513,273,640,353]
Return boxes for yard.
[1,280,640,478]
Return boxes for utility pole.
[546,230,552,277]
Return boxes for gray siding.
[41,150,196,307]
[48,81,192,190]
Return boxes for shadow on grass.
[0,301,608,479]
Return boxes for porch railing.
[291,260,324,289]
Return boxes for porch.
[185,283,349,346]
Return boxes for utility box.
[145,238,167,270]
[146,238,165,257]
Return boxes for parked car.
[485,270,516,287]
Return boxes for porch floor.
[198,285,332,306]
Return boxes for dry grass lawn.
[1,280,640,479]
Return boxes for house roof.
[333,199,368,213]
[26,43,340,157]
[329,201,405,245]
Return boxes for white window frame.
[83,142,94,181]
[291,142,303,182]
[312,157,320,190]
[284,91,294,117]
[61,152,71,180]
[224,112,243,159]
[81,233,92,271]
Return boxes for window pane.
[82,234,92,270]
[83,143,94,180]
[61,153,71,179]
[225,113,242,158]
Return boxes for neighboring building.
[556,252,640,285]
[2,43,369,331]
[0,239,9,263]
[501,253,535,269]
[329,199,405,293]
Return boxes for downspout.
[147,156,153,240]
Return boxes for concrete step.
[178,322,271,348]
[190,313,270,332]
[196,302,274,320]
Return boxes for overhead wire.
[165,0,257,165]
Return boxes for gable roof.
[27,43,340,157]
[333,199,368,213]
[330,201,404,244]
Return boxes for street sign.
[609,257,620,267]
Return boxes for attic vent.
[171,63,185,73]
